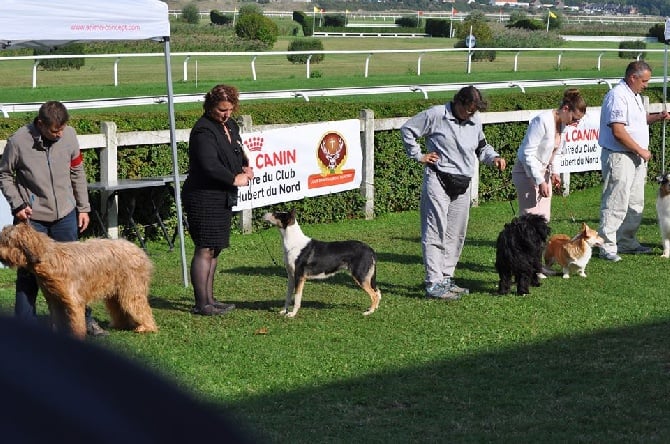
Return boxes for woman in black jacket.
[182,85,254,316]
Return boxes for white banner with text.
[233,119,362,210]
[553,109,602,173]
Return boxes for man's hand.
[493,157,507,171]
[421,152,439,165]
[78,212,90,233]
[16,207,32,222]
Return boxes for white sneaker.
[599,251,622,262]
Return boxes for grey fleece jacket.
[0,122,90,222]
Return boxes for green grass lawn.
[1,184,668,442]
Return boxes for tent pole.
[163,36,189,287]
[663,41,667,173]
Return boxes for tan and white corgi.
[544,223,603,278]
[656,174,670,258]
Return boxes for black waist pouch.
[431,166,471,198]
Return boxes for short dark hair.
[453,86,488,112]
[38,101,69,127]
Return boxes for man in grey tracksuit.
[0,101,106,336]
[401,86,507,300]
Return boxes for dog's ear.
[24,246,40,265]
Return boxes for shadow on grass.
[226,320,670,443]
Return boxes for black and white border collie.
[263,210,381,317]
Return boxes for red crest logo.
[316,132,347,175]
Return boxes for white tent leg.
[663,43,668,172]
[163,37,189,287]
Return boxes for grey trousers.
[420,167,470,288]
[599,149,647,254]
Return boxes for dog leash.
[557,187,577,223]
[236,130,282,268]
[243,166,280,267]
[258,219,280,267]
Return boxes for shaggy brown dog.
[0,223,157,339]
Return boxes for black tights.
[190,247,222,309]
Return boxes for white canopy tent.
[0,0,189,286]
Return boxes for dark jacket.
[183,115,247,196]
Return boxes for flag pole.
[546,12,550,32]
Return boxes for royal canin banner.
[553,109,602,173]
[233,119,362,210]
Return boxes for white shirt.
[513,109,559,186]
[599,79,649,152]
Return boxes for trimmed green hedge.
[2,86,667,238]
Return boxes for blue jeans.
[14,211,93,323]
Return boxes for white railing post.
[514,52,520,72]
[100,121,119,239]
[251,56,257,81]
[183,56,190,82]
[360,109,375,219]
[417,53,424,76]
[557,52,562,70]
[32,60,39,88]
[597,52,604,71]
[306,54,312,79]
[114,57,120,86]
[365,53,372,78]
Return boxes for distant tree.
[508,10,528,24]
[323,15,346,27]
[181,2,200,25]
[210,10,233,26]
[396,16,419,28]
[238,3,263,18]
[235,13,279,47]
[507,18,544,31]
[287,38,324,64]
[455,11,493,43]
[649,23,668,43]
[455,12,495,62]
[425,19,450,37]
[619,41,647,59]
[545,11,563,31]
[35,44,85,71]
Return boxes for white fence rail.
[0,78,615,116]
[0,46,664,89]
[170,9,663,25]
[4,77,670,117]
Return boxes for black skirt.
[182,188,232,248]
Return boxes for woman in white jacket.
[512,88,586,221]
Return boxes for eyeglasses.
[459,103,477,119]
[569,111,583,125]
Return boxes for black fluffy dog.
[495,214,551,295]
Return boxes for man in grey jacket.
[401,86,507,300]
[0,101,106,336]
